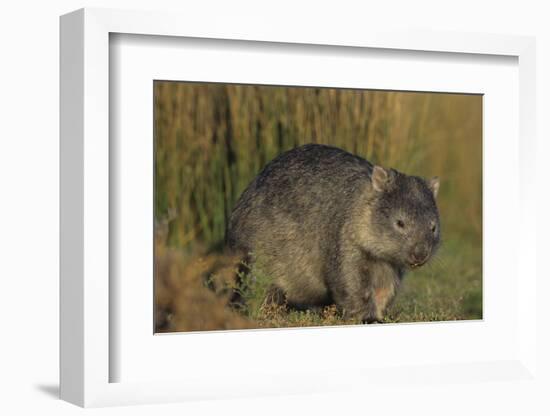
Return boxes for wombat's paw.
[359,298,382,324]
[264,286,287,306]
[361,315,382,324]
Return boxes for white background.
[1,1,548,415]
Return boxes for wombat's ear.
[428,177,440,198]
[371,165,392,192]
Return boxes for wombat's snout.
[409,243,430,268]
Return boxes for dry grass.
[154,230,252,332]
[153,82,482,332]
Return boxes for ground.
[155,235,482,332]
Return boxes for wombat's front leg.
[354,282,397,324]
[367,263,401,323]
[330,259,377,323]
[361,286,396,323]
[331,259,399,324]
[362,294,382,324]
[331,284,370,322]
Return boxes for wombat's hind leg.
[263,285,287,307]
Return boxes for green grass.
[213,235,482,329]
[385,237,482,323]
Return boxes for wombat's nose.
[410,244,430,266]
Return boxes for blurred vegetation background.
[154,81,482,332]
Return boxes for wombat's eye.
[396,220,405,229]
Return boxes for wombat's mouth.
[409,260,428,269]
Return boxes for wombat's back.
[226,144,373,306]
[227,144,372,249]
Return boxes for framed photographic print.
[60,7,538,408]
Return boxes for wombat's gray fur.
[227,144,441,323]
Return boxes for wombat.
[226,144,440,323]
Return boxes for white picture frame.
[60,7,538,408]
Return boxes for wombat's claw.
[362,317,381,324]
